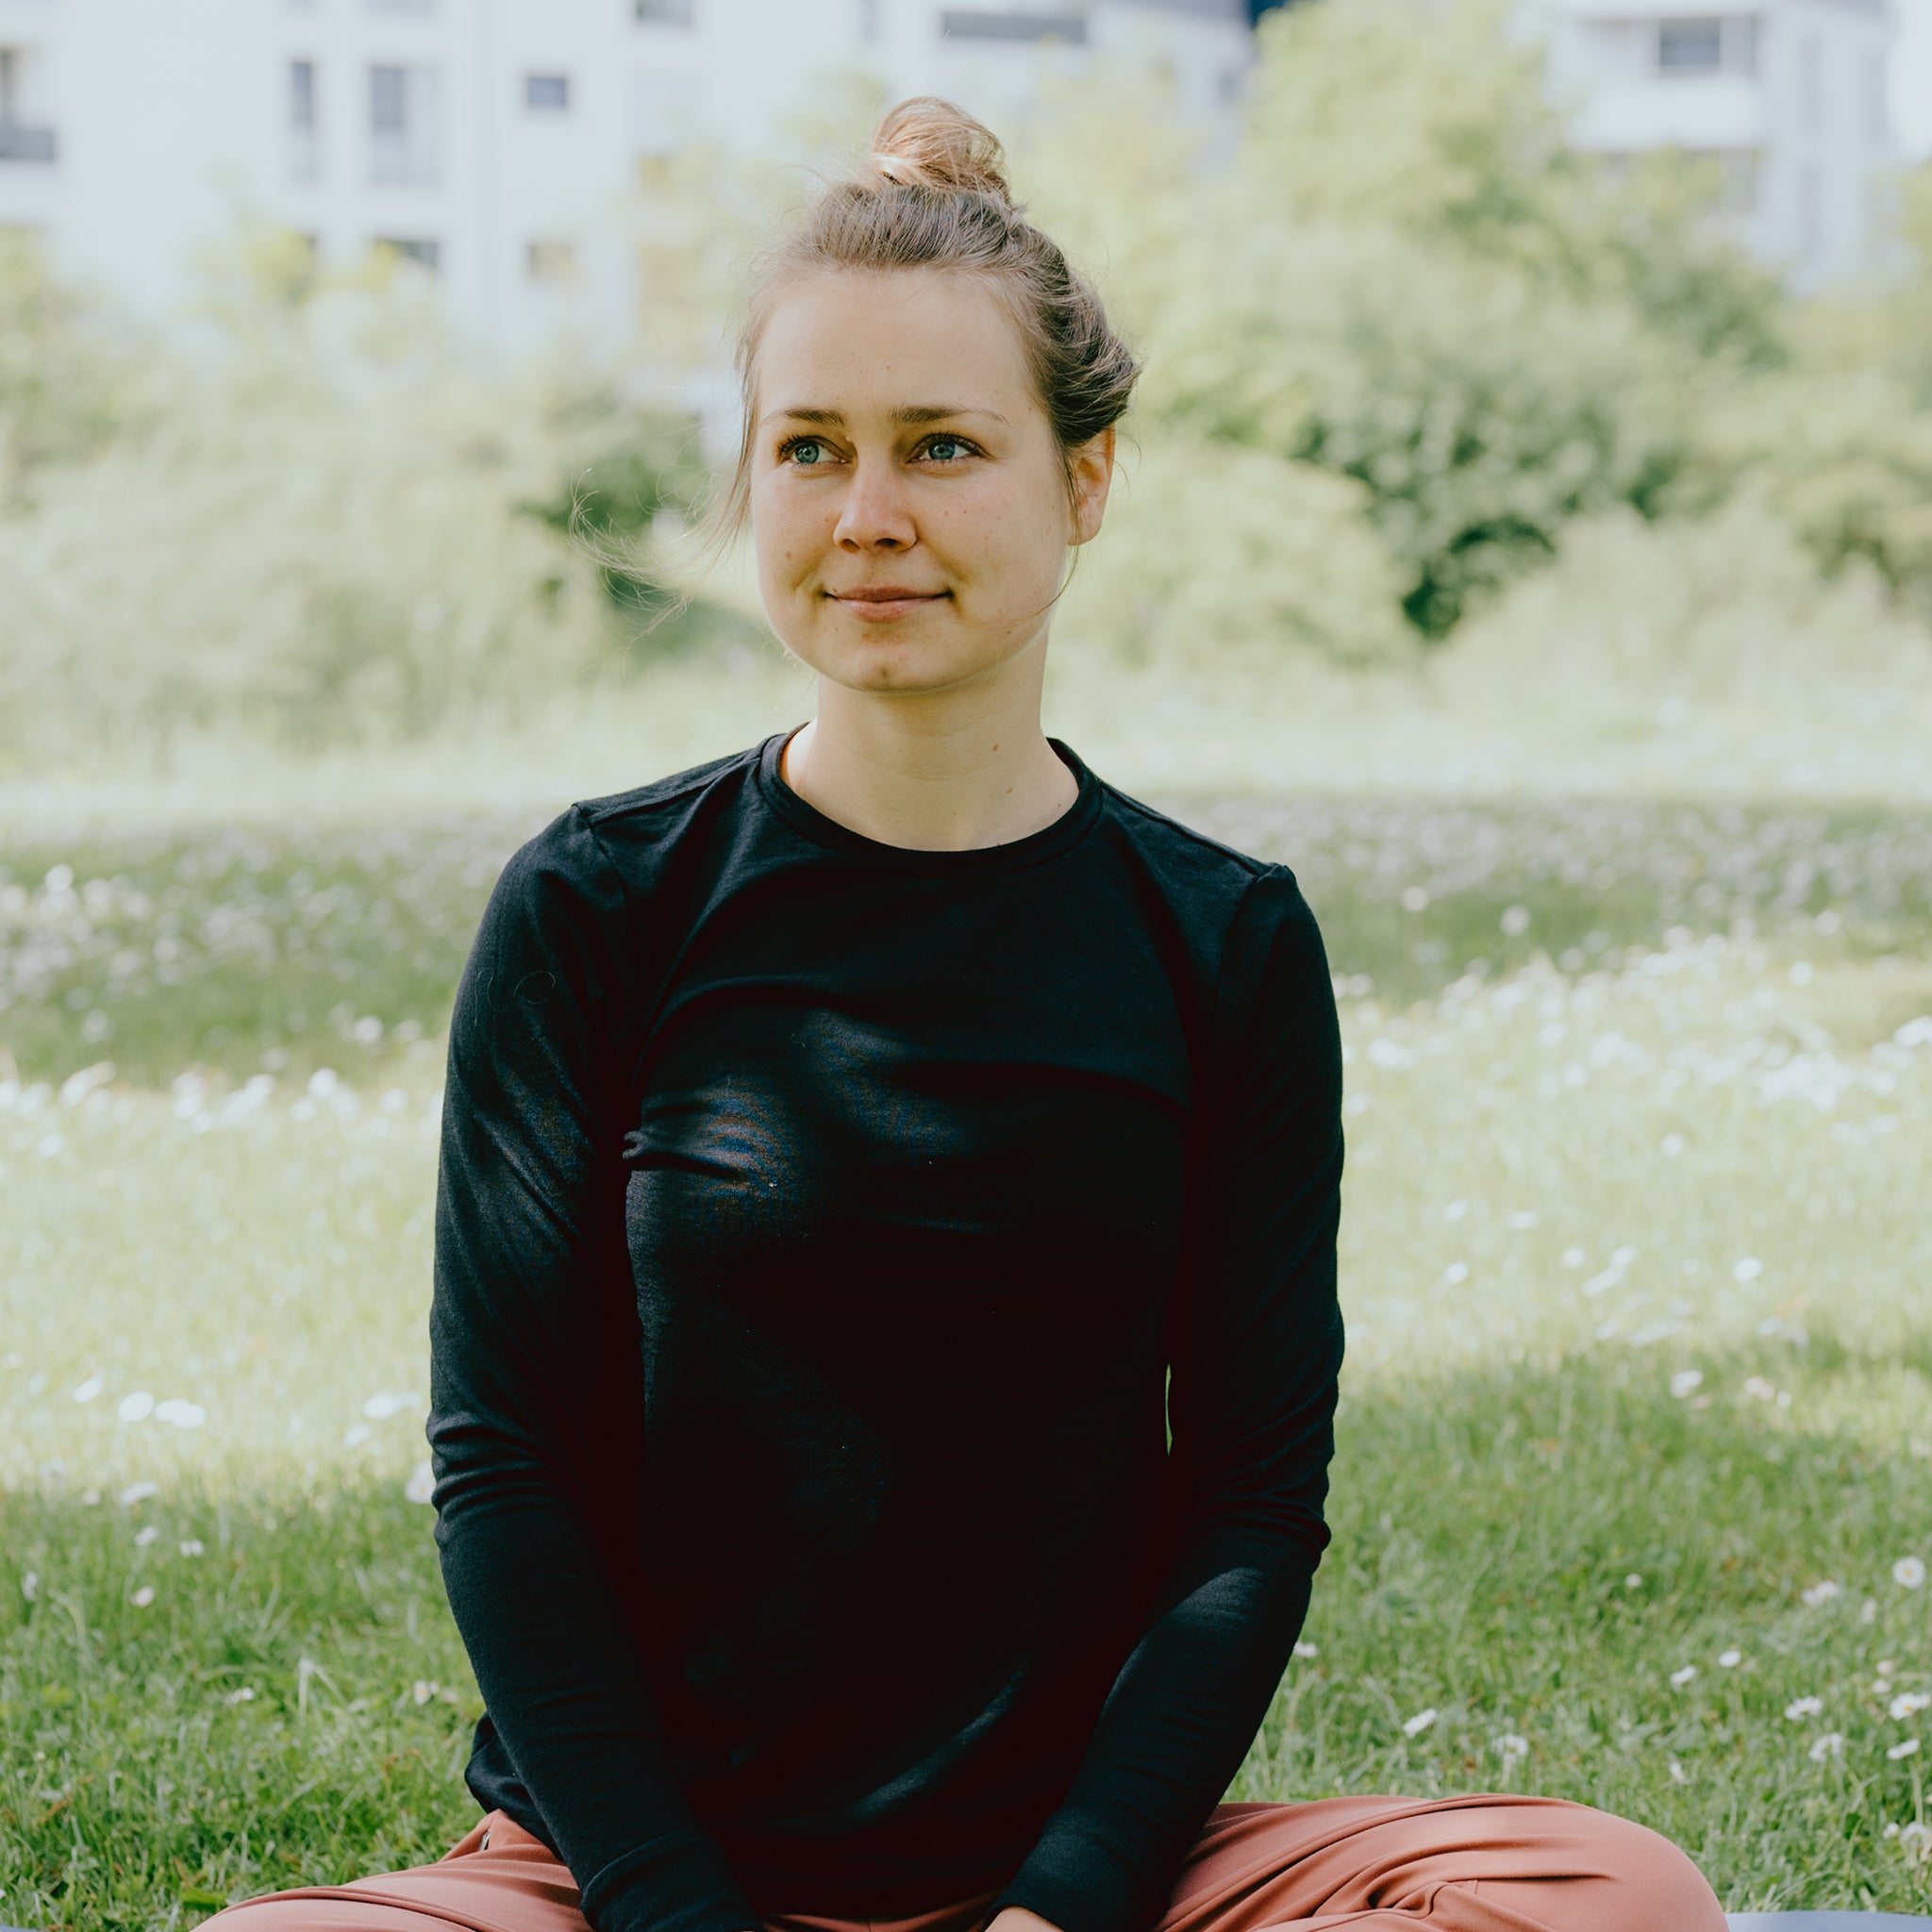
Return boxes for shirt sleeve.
[987,866,1345,1932]
[427,807,759,1932]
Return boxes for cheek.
[934,478,1063,577]
[752,491,821,589]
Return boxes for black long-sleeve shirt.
[427,733,1344,1932]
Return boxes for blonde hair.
[707,95,1141,545]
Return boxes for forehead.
[754,268,1039,420]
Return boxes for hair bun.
[868,96,1014,204]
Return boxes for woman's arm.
[428,809,758,1932]
[986,867,1345,1932]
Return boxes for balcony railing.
[940,10,1089,42]
[0,122,57,162]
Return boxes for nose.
[832,456,917,553]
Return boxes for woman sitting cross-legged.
[208,97,1728,1932]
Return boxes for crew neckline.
[753,727,1103,876]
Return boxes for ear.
[1066,427,1115,547]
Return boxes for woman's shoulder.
[483,741,769,942]
[1091,772,1312,929]
[506,741,768,885]
[570,741,767,839]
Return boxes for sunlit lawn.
[3,797,1932,1926]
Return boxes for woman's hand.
[983,1908,1065,1932]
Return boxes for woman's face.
[749,268,1112,697]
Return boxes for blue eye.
[925,438,967,461]
[786,439,825,465]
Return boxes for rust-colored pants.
[207,1793,1726,1931]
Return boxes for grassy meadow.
[6,3,1932,1919]
[4,775,1932,1926]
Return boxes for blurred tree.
[1241,0,1784,366]
[1707,162,1932,622]
[524,398,714,627]
[1111,0,1789,637]
[0,230,142,500]
[1063,430,1410,664]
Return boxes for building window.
[1797,165,1820,257]
[636,0,694,23]
[1866,51,1890,145]
[1657,18,1723,75]
[289,58,319,182]
[1799,35,1822,133]
[526,238,578,282]
[0,46,57,162]
[940,8,1088,42]
[858,0,881,42]
[525,73,570,111]
[375,235,441,272]
[291,59,317,130]
[370,63,441,186]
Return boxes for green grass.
[4,800,1932,1926]
[1253,1351,1932,1904]
[5,793,1930,1085]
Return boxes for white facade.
[0,0,1250,355]
[1536,0,1898,283]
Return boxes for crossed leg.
[204,1791,1726,1932]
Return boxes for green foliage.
[1067,429,1409,660]
[1095,0,1796,637]
[4,0,1932,763]
[1138,218,1697,635]
[1700,376,1932,625]
[0,231,142,499]
[1025,1,1918,644]
[523,400,712,622]
[1241,0,1785,368]
[1718,170,1932,624]
[0,242,756,769]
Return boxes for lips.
[827,586,950,621]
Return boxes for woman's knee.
[198,1895,423,1929]
[1580,1807,1727,1931]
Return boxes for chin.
[834,655,970,695]
[804,630,1008,696]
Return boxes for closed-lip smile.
[827,585,950,620]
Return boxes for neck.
[781,643,1076,852]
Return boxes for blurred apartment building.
[0,0,1896,358]
[1536,0,1898,285]
[0,0,1251,355]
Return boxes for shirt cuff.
[579,1827,761,1932]
[986,1820,1153,1932]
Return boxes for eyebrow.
[758,404,1009,429]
